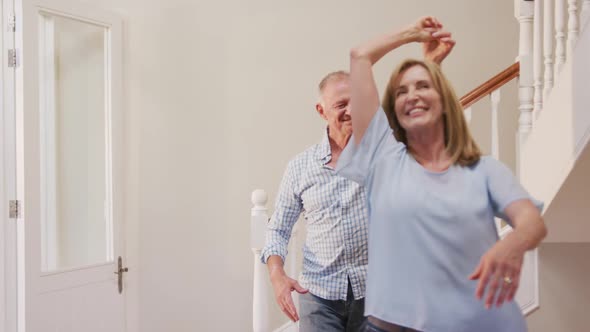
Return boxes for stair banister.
[516,0,534,138]
[567,0,580,56]
[582,0,590,26]
[460,62,520,109]
[544,0,555,98]
[555,0,567,74]
[533,0,543,118]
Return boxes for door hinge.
[8,49,18,68]
[9,200,20,218]
[7,14,16,32]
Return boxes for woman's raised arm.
[349,17,450,144]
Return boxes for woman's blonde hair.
[382,59,481,167]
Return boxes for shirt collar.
[316,128,332,165]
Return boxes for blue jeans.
[299,281,366,332]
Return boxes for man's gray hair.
[318,71,349,105]
[318,70,349,94]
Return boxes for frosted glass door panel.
[39,14,112,272]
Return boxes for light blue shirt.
[261,131,368,301]
[337,108,540,332]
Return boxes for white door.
[15,0,126,330]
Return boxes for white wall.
[73,0,520,330]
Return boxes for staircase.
[520,14,590,243]
[251,1,590,331]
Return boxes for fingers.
[494,276,511,307]
[474,261,493,301]
[431,30,451,39]
[485,270,503,308]
[496,269,521,307]
[293,281,309,294]
[506,274,520,302]
[477,263,521,308]
[280,294,299,322]
[436,39,456,63]
[271,275,301,322]
[484,268,503,309]
[421,16,443,29]
[469,261,483,280]
[444,39,456,50]
[472,241,526,309]
[431,17,443,28]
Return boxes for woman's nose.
[406,88,419,102]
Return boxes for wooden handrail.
[460,62,520,109]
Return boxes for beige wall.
[527,243,590,332]
[77,0,521,330]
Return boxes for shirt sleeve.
[336,107,401,186]
[260,160,303,264]
[485,157,544,226]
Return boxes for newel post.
[251,189,270,332]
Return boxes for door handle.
[114,256,128,294]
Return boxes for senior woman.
[337,17,547,332]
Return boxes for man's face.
[316,78,352,138]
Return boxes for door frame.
[2,0,21,331]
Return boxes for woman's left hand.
[469,237,526,308]
[423,33,455,65]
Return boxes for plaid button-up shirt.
[261,132,369,300]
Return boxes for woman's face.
[393,65,443,135]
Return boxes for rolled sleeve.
[260,160,303,264]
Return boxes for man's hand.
[267,256,308,322]
[423,31,456,65]
[270,269,309,321]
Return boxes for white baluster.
[491,90,501,160]
[555,0,567,75]
[463,107,472,125]
[516,0,535,136]
[567,0,579,58]
[544,0,555,97]
[582,0,590,26]
[533,0,543,117]
[251,189,270,332]
[490,89,504,235]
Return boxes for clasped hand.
[407,16,456,64]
